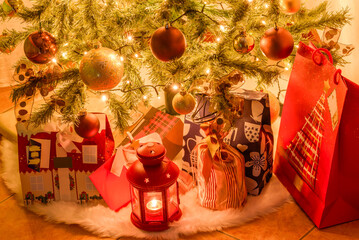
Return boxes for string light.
[143,95,148,100]
[52,58,57,63]
[264,3,269,8]
[261,20,266,25]
[157,96,161,99]
[172,84,179,90]
[62,52,68,58]
[134,53,139,58]
[256,57,259,61]
[84,51,88,55]
[64,42,68,46]
[247,0,253,2]
[219,25,226,32]
[126,80,130,84]
[101,94,108,102]
[216,37,221,42]
[120,56,124,62]
[127,35,133,41]
[206,68,210,74]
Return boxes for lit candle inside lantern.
[146,199,162,211]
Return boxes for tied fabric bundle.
[192,117,247,210]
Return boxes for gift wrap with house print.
[17,113,114,204]
[182,90,274,195]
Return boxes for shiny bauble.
[2,0,22,17]
[24,31,58,64]
[262,90,280,123]
[260,27,294,61]
[233,33,255,54]
[150,25,186,62]
[74,112,100,139]
[172,91,196,115]
[279,0,301,14]
[79,47,124,90]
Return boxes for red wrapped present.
[90,133,163,211]
[17,113,114,204]
[274,42,359,228]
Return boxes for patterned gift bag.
[182,90,273,195]
[192,117,247,210]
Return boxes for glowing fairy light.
[127,35,133,41]
[247,0,253,2]
[172,84,179,90]
[120,56,124,62]
[84,51,88,55]
[219,25,226,32]
[206,68,210,74]
[62,52,68,58]
[52,58,57,63]
[101,94,108,102]
[157,95,161,99]
[261,20,266,25]
[143,95,148,100]
[134,53,139,58]
[264,3,269,8]
[64,42,68,46]
[126,80,130,84]
[216,37,221,42]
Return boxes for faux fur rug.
[0,137,291,239]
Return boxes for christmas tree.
[0,0,351,131]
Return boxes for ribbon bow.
[302,27,354,56]
[200,116,235,183]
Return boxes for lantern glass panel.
[131,186,141,220]
[144,191,163,222]
[166,183,179,218]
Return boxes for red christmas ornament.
[74,112,100,138]
[260,27,294,61]
[24,30,58,64]
[127,142,182,231]
[79,47,124,90]
[279,0,301,14]
[150,25,186,62]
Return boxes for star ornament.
[144,178,150,183]
[166,173,171,179]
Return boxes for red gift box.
[274,42,359,228]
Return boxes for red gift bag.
[274,42,359,228]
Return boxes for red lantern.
[126,142,182,231]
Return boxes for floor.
[1,174,359,240]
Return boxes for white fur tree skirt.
[0,137,291,239]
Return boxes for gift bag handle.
[312,48,333,66]
[333,69,342,85]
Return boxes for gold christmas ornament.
[172,91,196,115]
[79,47,124,90]
[233,32,255,54]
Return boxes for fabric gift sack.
[274,42,359,228]
[192,117,247,210]
[182,91,273,195]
